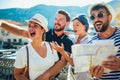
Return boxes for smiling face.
[90,9,111,32]
[28,21,45,41]
[73,19,86,35]
[54,13,69,32]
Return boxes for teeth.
[30,31,34,34]
[30,32,34,34]
[96,23,100,25]
[95,23,101,26]
[96,23,101,25]
[97,24,101,26]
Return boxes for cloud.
[0,0,112,9]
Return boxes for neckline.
[30,42,48,59]
[98,27,117,39]
[52,29,66,40]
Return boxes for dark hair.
[90,4,111,15]
[73,15,89,32]
[57,10,70,22]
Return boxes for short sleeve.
[14,46,27,68]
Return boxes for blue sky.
[0,0,112,9]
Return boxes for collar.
[52,29,66,40]
[74,35,90,44]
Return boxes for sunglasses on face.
[90,12,107,20]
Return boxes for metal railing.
[0,58,15,80]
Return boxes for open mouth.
[55,23,61,26]
[95,23,102,29]
[30,32,36,37]
[74,30,77,33]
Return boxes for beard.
[54,27,65,32]
[94,19,109,32]
[54,23,65,32]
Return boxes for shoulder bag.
[24,46,30,79]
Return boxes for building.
[0,20,28,49]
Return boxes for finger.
[107,55,116,58]
[89,65,95,76]
[94,66,102,78]
[89,65,93,72]
[51,41,55,47]
[103,61,116,65]
[51,41,58,49]
[103,61,120,70]
[96,66,104,78]
[61,43,64,49]
[55,41,60,47]
[51,43,55,49]
[113,57,120,63]
[107,55,117,61]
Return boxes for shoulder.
[116,27,120,34]
[82,35,92,44]
[64,35,73,44]
[112,27,120,38]
[16,45,26,53]
[64,35,73,41]
[46,29,52,35]
[16,43,31,55]
[45,41,50,47]
[88,34,98,43]
[46,29,53,41]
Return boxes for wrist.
[0,20,6,27]
[44,72,51,78]
[60,50,65,54]
[0,20,2,27]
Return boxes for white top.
[73,35,91,44]
[14,42,59,80]
[68,35,92,80]
[71,35,91,58]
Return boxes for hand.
[0,20,6,27]
[102,55,120,70]
[89,65,104,78]
[0,20,3,26]
[51,41,64,53]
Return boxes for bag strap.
[26,46,30,79]
[70,69,77,80]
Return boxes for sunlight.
[0,0,112,9]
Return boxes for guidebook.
[72,40,119,73]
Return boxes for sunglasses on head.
[90,12,107,20]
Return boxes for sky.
[0,0,112,9]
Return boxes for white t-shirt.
[14,42,59,80]
[73,35,91,44]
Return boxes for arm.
[35,57,67,80]
[52,41,74,66]
[35,42,72,80]
[0,20,29,38]
[14,67,28,80]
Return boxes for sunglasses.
[90,12,107,20]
